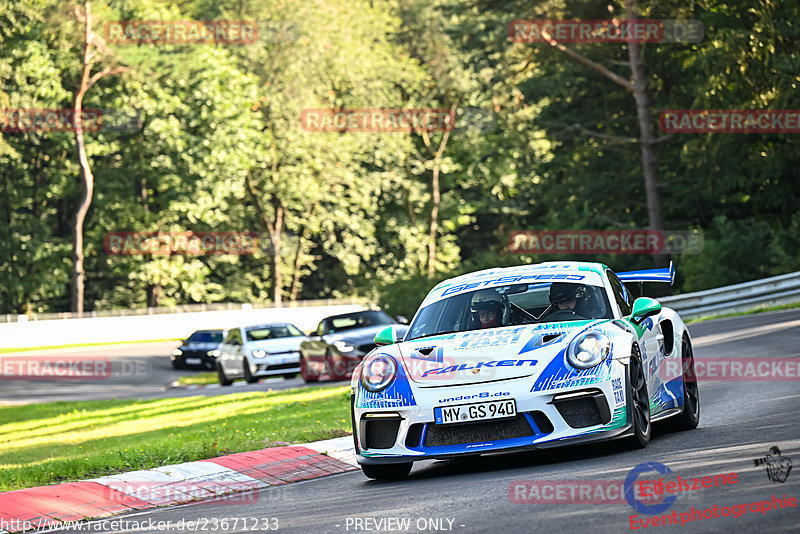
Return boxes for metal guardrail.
[0,297,369,324]
[659,271,800,319]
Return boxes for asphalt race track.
[50,309,800,533]
[0,342,325,404]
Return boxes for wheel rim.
[630,353,650,434]
[682,339,699,416]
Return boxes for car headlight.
[172,349,182,356]
[208,349,220,358]
[251,349,268,358]
[335,341,355,353]
[567,331,611,369]
[360,354,397,392]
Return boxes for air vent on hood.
[528,333,565,348]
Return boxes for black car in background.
[299,310,405,382]
[171,329,227,370]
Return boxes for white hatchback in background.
[215,323,307,385]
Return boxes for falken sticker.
[422,359,538,378]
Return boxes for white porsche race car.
[350,261,699,479]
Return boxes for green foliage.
[0,0,798,316]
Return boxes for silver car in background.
[215,323,307,385]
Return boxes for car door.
[221,328,244,377]
[302,320,330,376]
[607,270,666,412]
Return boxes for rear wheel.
[664,335,700,432]
[283,373,298,380]
[625,343,651,448]
[243,359,259,384]
[216,361,232,386]
[360,462,412,480]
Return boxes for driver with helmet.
[548,282,585,313]
[470,289,504,329]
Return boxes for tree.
[70,1,128,312]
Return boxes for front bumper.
[251,352,301,377]
[172,350,216,368]
[352,359,631,465]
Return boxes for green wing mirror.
[374,326,399,346]
[630,297,662,324]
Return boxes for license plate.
[185,358,202,365]
[434,399,517,425]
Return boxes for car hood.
[326,326,394,345]
[180,342,220,351]
[396,321,604,388]
[247,337,305,352]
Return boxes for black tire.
[663,335,700,432]
[243,359,259,384]
[625,343,651,449]
[283,373,297,380]
[217,361,232,386]
[204,359,216,371]
[360,462,412,480]
[171,359,182,370]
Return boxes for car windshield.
[326,311,393,333]
[407,281,613,340]
[185,331,223,343]
[245,324,304,341]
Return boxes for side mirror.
[374,326,401,346]
[395,315,408,325]
[630,297,662,324]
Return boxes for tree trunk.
[70,1,129,312]
[626,0,665,265]
[245,171,284,307]
[424,108,454,279]
[542,0,665,265]
[70,2,95,314]
[289,204,316,301]
[271,199,284,307]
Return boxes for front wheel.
[243,359,259,384]
[360,463,412,480]
[663,335,700,432]
[217,361,232,386]
[625,343,651,449]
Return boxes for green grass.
[0,339,181,354]
[685,302,800,324]
[177,372,219,386]
[0,385,351,492]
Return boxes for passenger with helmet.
[470,289,504,329]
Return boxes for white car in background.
[215,323,307,385]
